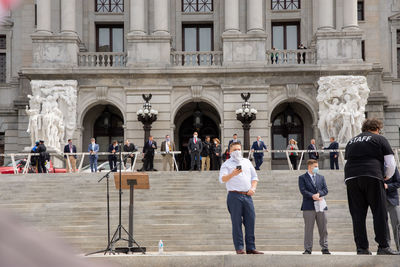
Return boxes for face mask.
[214,142,217,144]
[166,138,170,142]
[91,142,95,144]
[312,167,319,174]
[230,150,243,162]
[194,135,198,138]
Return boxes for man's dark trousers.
[227,192,256,251]
[330,156,339,170]
[254,156,263,170]
[144,154,154,171]
[346,176,389,249]
[190,151,201,170]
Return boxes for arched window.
[271,105,303,159]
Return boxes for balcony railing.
[78,52,127,67]
[266,49,316,65]
[170,51,223,66]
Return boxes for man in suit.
[384,168,400,251]
[188,131,203,171]
[324,137,339,170]
[161,135,175,171]
[228,134,241,148]
[251,136,267,170]
[143,135,157,171]
[88,138,99,172]
[123,139,136,170]
[298,159,330,255]
[108,140,119,172]
[64,139,77,173]
[307,139,319,160]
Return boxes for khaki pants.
[162,154,174,171]
[66,156,77,173]
[201,156,210,171]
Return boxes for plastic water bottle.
[158,240,164,254]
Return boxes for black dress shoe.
[302,250,311,254]
[321,249,331,255]
[377,247,400,255]
[246,250,264,254]
[236,249,245,254]
[357,248,372,255]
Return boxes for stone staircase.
[0,170,382,254]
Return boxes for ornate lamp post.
[235,93,257,155]
[137,94,158,142]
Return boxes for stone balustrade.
[78,52,127,67]
[266,49,316,65]
[170,51,223,66]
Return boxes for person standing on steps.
[219,142,263,255]
[188,132,202,171]
[384,168,400,252]
[251,136,267,171]
[287,139,298,170]
[143,135,157,171]
[307,139,319,160]
[345,118,399,255]
[324,137,339,170]
[298,159,330,255]
[201,136,212,171]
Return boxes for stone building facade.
[0,0,399,169]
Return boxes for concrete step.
[0,171,390,254]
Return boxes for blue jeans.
[90,155,97,172]
[227,191,256,251]
[254,156,263,170]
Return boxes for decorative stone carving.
[191,85,203,102]
[27,80,78,151]
[286,84,299,101]
[96,86,108,100]
[317,76,370,146]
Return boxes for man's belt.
[229,190,249,195]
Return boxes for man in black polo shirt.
[345,118,399,255]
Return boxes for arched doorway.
[174,102,221,170]
[270,102,313,169]
[82,104,124,161]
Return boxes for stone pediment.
[389,12,400,21]
[0,17,14,27]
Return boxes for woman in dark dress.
[211,138,222,170]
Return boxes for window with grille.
[182,0,213,12]
[357,1,364,21]
[0,35,6,83]
[96,0,124,13]
[271,0,300,10]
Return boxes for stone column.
[247,0,263,33]
[343,0,359,30]
[130,0,146,34]
[318,0,334,30]
[61,0,76,35]
[153,0,169,35]
[224,0,239,32]
[36,0,51,34]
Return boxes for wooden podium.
[113,172,149,252]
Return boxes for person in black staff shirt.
[324,137,339,169]
[143,136,157,171]
[384,168,400,251]
[123,139,136,170]
[307,139,319,160]
[188,132,203,171]
[108,140,119,172]
[344,118,399,255]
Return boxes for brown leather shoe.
[246,250,264,254]
[236,249,245,254]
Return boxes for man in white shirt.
[219,142,263,254]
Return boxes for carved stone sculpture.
[317,76,370,146]
[27,80,78,151]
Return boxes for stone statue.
[317,76,370,146]
[26,80,78,151]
